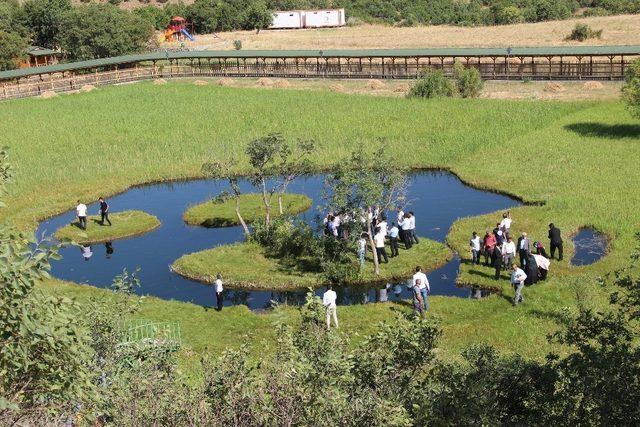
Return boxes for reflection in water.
[80,245,93,261]
[571,228,607,266]
[105,242,114,259]
[38,172,520,310]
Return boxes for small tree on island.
[202,158,251,236]
[324,147,408,276]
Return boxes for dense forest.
[1,0,640,70]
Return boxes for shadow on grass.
[565,122,640,139]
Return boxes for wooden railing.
[0,57,632,100]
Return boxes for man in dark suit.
[548,223,563,261]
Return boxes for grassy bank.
[183,193,312,227]
[54,210,160,244]
[172,238,451,290]
[1,81,638,364]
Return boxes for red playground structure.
[165,16,195,42]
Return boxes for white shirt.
[400,218,411,231]
[389,226,399,239]
[215,278,223,293]
[323,289,337,308]
[533,254,550,270]
[76,203,87,217]
[357,238,366,252]
[397,210,404,223]
[378,221,388,236]
[412,272,429,291]
[500,217,512,229]
[511,268,527,284]
[408,216,416,230]
[519,238,529,250]
[374,232,385,248]
[470,236,481,251]
[502,241,516,256]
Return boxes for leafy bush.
[495,5,524,24]
[453,61,484,98]
[0,30,27,71]
[232,39,242,50]
[622,59,640,118]
[566,23,603,41]
[408,69,457,98]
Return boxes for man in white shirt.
[377,215,388,237]
[501,236,517,268]
[470,231,481,265]
[388,223,400,257]
[76,200,88,230]
[412,266,430,311]
[399,214,413,249]
[374,229,389,263]
[323,285,338,329]
[510,264,527,306]
[357,233,367,268]
[408,211,419,245]
[214,273,224,311]
[500,212,512,233]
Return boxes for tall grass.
[1,81,638,365]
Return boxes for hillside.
[162,14,640,50]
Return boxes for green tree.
[0,149,96,425]
[495,5,524,24]
[57,4,153,60]
[453,61,484,98]
[242,1,273,33]
[324,147,408,275]
[22,0,71,49]
[186,0,218,34]
[0,30,27,71]
[622,59,640,118]
[0,0,27,35]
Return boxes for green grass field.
[172,238,451,290]
[1,80,638,364]
[54,210,160,243]
[183,193,312,227]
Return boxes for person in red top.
[483,230,496,266]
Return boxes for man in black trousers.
[548,223,563,261]
[98,197,112,226]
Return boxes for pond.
[571,228,607,266]
[37,172,520,310]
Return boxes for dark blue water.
[37,172,520,310]
[571,228,607,266]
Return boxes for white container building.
[303,9,346,28]
[269,9,346,30]
[270,11,304,29]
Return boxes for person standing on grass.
[517,232,532,268]
[323,285,338,329]
[511,263,527,306]
[76,200,87,230]
[98,197,112,226]
[493,223,504,246]
[412,266,430,311]
[357,233,367,268]
[548,223,563,261]
[374,228,389,264]
[502,235,516,269]
[535,241,549,258]
[388,222,400,257]
[408,211,419,244]
[500,212,512,234]
[483,231,496,266]
[399,214,413,249]
[470,231,481,265]
[214,273,224,311]
[491,242,503,280]
[412,278,425,318]
[397,207,405,243]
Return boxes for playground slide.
[180,29,194,41]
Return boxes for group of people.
[469,211,564,306]
[325,206,419,268]
[75,197,112,230]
